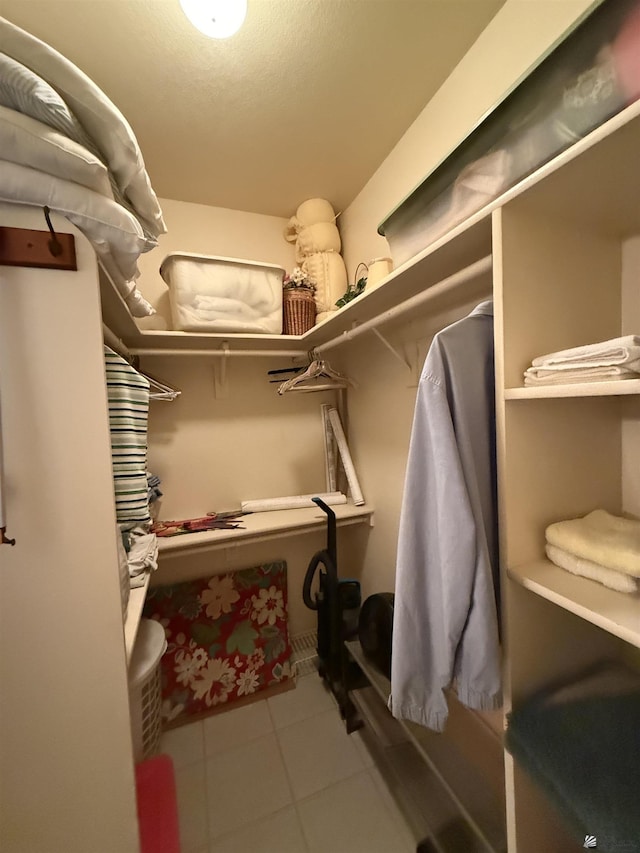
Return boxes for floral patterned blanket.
[144,561,292,726]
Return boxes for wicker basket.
[282,287,316,335]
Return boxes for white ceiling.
[2,0,505,217]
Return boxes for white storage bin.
[129,618,167,763]
[160,252,285,334]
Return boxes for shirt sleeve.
[389,373,478,731]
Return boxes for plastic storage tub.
[379,0,640,267]
[160,252,285,334]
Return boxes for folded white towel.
[531,335,640,368]
[524,364,640,385]
[545,543,638,593]
[545,509,640,577]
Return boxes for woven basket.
[283,287,316,335]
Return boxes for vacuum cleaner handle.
[303,550,325,610]
[312,497,336,564]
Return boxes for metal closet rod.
[128,347,307,358]
[314,254,493,355]
[102,323,132,359]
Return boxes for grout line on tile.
[207,802,306,851]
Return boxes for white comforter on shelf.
[0,16,166,317]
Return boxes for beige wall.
[143,354,368,635]
[340,0,597,277]
[136,198,296,329]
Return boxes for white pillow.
[0,159,155,316]
[0,18,166,239]
[0,104,113,198]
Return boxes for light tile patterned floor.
[160,674,415,853]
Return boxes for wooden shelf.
[504,379,640,399]
[508,560,640,648]
[346,640,506,853]
[101,215,492,357]
[124,572,151,665]
[156,503,374,557]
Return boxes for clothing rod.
[315,255,493,355]
[102,323,132,359]
[129,348,307,358]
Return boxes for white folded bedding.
[531,335,640,367]
[545,543,638,593]
[546,509,640,578]
[0,17,166,239]
[0,104,114,198]
[0,159,154,316]
[524,364,640,385]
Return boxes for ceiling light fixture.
[179,0,247,39]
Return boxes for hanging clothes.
[390,300,501,732]
[104,346,151,529]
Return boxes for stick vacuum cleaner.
[303,497,362,727]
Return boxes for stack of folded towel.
[545,509,640,593]
[524,335,640,385]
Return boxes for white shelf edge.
[504,379,640,399]
[124,572,151,665]
[156,503,374,557]
[507,560,640,648]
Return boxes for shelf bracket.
[213,343,230,398]
[370,327,411,369]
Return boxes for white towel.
[524,364,640,385]
[545,543,638,593]
[531,335,640,368]
[545,509,640,578]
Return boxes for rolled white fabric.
[241,492,346,513]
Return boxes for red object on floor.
[135,754,181,853]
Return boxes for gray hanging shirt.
[390,300,501,732]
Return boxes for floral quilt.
[144,561,292,726]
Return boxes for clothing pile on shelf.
[105,346,158,592]
[505,661,640,851]
[545,509,640,593]
[147,473,163,506]
[523,335,640,386]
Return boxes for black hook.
[1,527,16,546]
[43,206,63,257]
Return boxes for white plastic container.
[129,618,167,763]
[160,252,285,334]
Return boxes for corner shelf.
[507,560,640,648]
[156,502,374,557]
[100,216,493,358]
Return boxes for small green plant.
[336,262,368,308]
[336,277,366,308]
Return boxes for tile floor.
[160,673,416,853]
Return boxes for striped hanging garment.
[104,346,151,529]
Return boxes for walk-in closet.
[2,1,640,852]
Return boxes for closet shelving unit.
[156,503,373,557]
[99,98,640,852]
